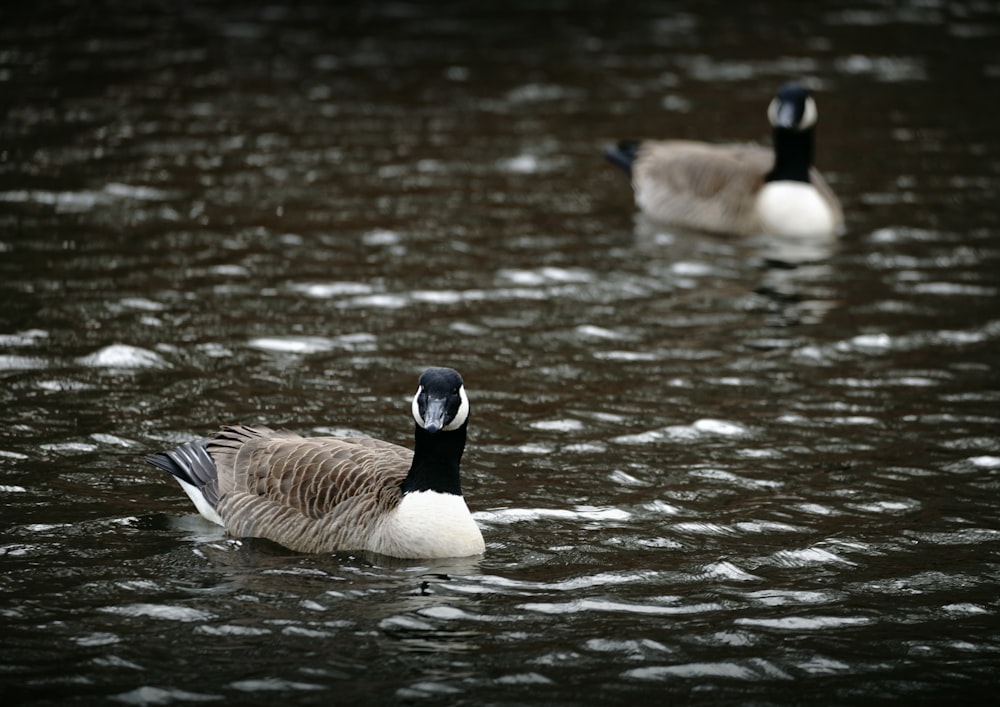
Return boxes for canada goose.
[605,83,843,238]
[143,367,485,559]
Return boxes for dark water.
[2,1,1000,704]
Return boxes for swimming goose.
[605,83,843,238]
[144,367,485,559]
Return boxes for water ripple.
[229,678,325,693]
[77,344,169,369]
[735,616,874,630]
[247,333,376,354]
[520,598,724,616]
[625,659,790,681]
[612,419,747,444]
[475,506,631,525]
[766,546,859,568]
[99,604,214,622]
[114,686,223,705]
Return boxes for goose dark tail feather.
[144,439,218,489]
[143,450,184,477]
[145,438,222,508]
[604,140,641,177]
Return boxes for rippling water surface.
[2,1,999,704]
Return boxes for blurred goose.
[144,367,485,559]
[606,83,843,238]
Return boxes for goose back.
[206,425,419,554]
[633,141,771,236]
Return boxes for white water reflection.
[77,344,169,369]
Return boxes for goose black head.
[767,83,818,132]
[411,367,469,434]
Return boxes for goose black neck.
[765,127,814,183]
[401,423,467,496]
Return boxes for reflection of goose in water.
[145,367,485,560]
[607,83,843,239]
[629,213,840,330]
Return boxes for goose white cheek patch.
[411,386,424,427]
[800,97,818,129]
[443,386,469,431]
[767,95,818,130]
[411,385,470,430]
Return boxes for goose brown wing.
[207,425,411,520]
[633,141,773,234]
[638,141,770,196]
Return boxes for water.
[2,0,1000,704]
